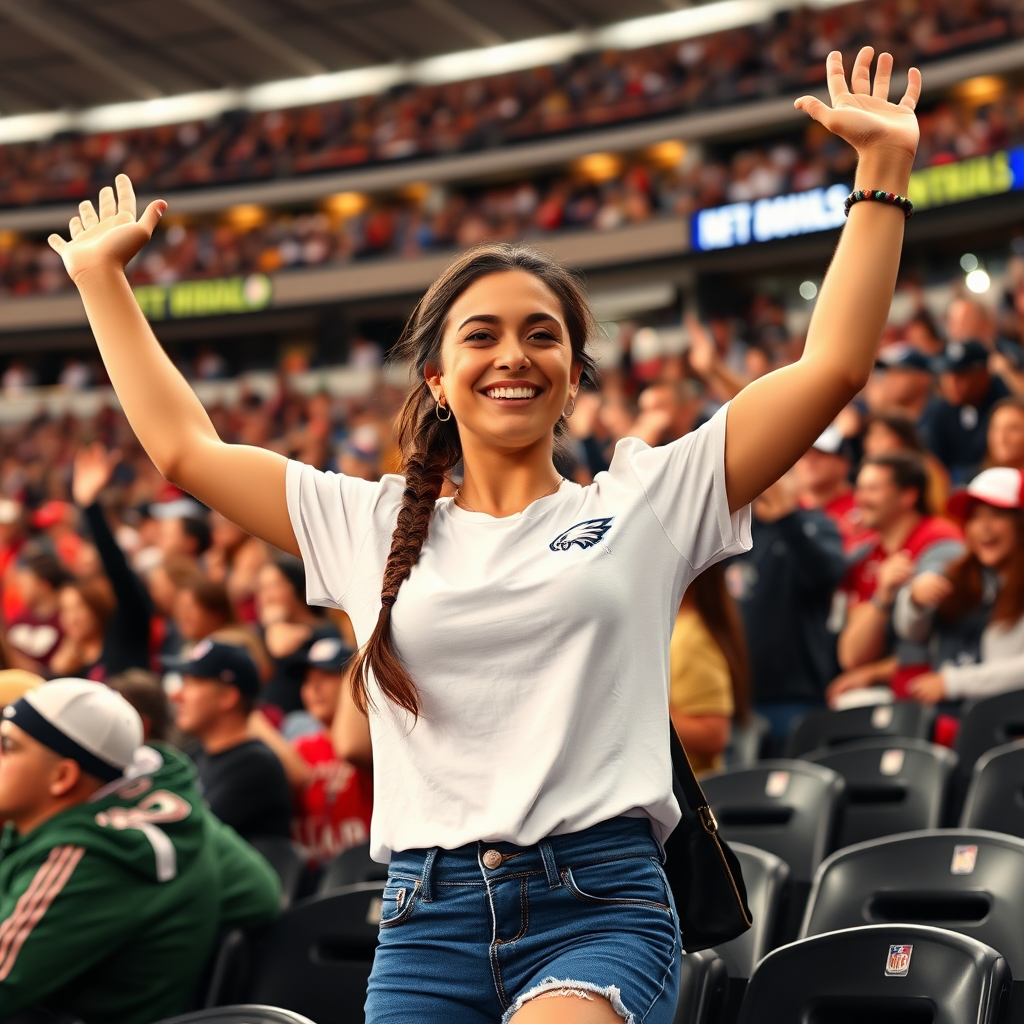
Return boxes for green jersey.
[0,743,280,1024]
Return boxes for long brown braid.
[350,241,598,717]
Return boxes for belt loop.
[538,838,561,889]
[420,848,438,902]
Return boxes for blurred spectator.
[669,562,750,774]
[168,639,292,842]
[108,667,180,745]
[832,453,963,704]
[174,578,236,645]
[251,636,372,866]
[795,425,871,551]
[6,549,70,671]
[870,343,935,427]
[863,412,951,520]
[727,473,847,750]
[157,507,212,561]
[256,557,339,717]
[986,395,1024,470]
[0,679,280,1023]
[926,340,1010,483]
[51,444,152,681]
[897,467,1024,704]
[206,511,268,624]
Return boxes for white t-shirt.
[287,403,751,861]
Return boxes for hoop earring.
[435,399,452,422]
[563,395,576,418]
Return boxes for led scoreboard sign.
[133,274,272,321]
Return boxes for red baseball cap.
[947,467,1024,521]
[30,501,72,529]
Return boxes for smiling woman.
[47,45,922,1024]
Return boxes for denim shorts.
[364,816,681,1024]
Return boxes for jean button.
[482,849,502,869]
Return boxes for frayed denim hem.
[500,976,635,1024]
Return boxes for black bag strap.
[669,723,719,834]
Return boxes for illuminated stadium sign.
[692,184,850,251]
[908,147,1024,211]
[133,274,272,321]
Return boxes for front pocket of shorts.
[379,880,420,928]
[560,860,671,912]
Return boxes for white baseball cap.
[812,424,846,456]
[948,467,1024,521]
[2,679,143,782]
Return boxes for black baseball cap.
[875,343,933,373]
[935,339,989,373]
[163,639,260,696]
[305,636,354,674]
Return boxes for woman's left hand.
[795,48,921,163]
[907,671,947,705]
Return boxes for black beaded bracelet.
[844,189,914,219]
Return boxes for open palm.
[48,174,165,284]
[795,48,921,161]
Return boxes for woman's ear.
[569,359,584,393]
[425,361,443,402]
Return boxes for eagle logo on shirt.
[549,517,614,552]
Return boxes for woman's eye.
[465,331,494,341]
[529,331,557,342]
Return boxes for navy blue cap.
[163,639,260,696]
[875,343,933,373]
[305,636,354,674]
[935,339,990,373]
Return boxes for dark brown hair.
[108,668,180,745]
[861,451,930,515]
[939,506,1024,626]
[351,241,598,715]
[688,563,751,725]
[64,578,115,634]
[180,578,235,627]
[866,412,926,454]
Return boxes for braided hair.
[350,241,598,716]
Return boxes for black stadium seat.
[701,760,845,943]
[248,837,307,909]
[801,829,1024,1020]
[786,702,935,758]
[673,950,728,1024]
[243,882,383,1024]
[961,739,1024,838]
[952,689,1024,818]
[737,924,1011,1024]
[154,1007,318,1024]
[804,738,957,847]
[316,843,388,894]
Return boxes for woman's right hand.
[909,572,953,609]
[47,174,165,285]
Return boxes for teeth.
[487,386,537,399]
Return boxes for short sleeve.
[286,460,390,608]
[627,402,752,572]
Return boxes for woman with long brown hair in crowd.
[48,48,920,1024]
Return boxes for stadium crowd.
[4,62,1024,298]
[0,0,1018,209]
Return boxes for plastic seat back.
[737,924,1010,1024]
[317,843,388,894]
[672,950,727,1024]
[801,829,1024,983]
[248,837,307,909]
[804,738,957,848]
[954,690,1024,821]
[961,739,1024,838]
[243,882,382,1024]
[786,703,935,758]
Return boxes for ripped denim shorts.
[364,816,681,1024]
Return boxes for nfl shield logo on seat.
[885,944,913,977]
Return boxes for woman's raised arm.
[724,48,921,512]
[49,176,298,556]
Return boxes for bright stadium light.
[799,280,818,300]
[960,253,979,272]
[966,269,991,293]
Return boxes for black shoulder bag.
[661,726,752,952]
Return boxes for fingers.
[47,234,67,255]
[98,186,116,221]
[850,45,874,95]
[69,215,84,239]
[115,173,137,219]
[794,95,832,126]
[872,51,893,101]
[900,66,922,110]
[825,50,849,105]
[138,199,166,238]
[79,200,99,230]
